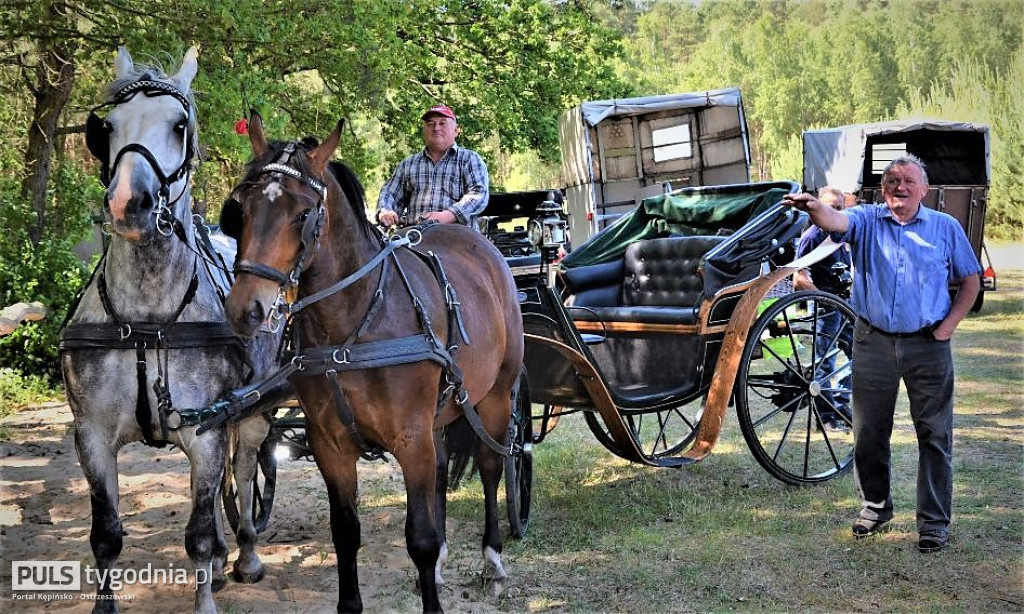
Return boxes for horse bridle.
[86,79,196,223]
[232,142,328,291]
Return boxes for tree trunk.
[21,0,77,245]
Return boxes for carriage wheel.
[735,290,856,485]
[583,402,703,464]
[505,371,533,540]
[223,428,279,535]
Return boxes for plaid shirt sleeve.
[447,149,489,224]
[375,156,411,217]
[375,146,490,224]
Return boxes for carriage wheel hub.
[808,381,822,397]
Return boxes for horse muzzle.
[225,278,279,338]
[105,181,167,244]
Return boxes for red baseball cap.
[421,104,456,121]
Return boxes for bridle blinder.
[85,79,196,217]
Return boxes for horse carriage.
[483,182,856,495]
[64,47,857,614]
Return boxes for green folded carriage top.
[560,182,798,270]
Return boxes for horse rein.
[86,79,196,214]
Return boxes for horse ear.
[308,118,345,174]
[173,46,199,91]
[114,47,133,79]
[248,110,268,158]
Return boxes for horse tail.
[443,417,477,490]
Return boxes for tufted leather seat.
[569,235,726,325]
[622,236,725,307]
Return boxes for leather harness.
[59,218,243,447]
[63,78,244,447]
[197,150,508,459]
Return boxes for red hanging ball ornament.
[234,118,248,135]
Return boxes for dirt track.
[0,403,508,613]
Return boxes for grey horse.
[60,47,280,613]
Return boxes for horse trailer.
[558,89,752,244]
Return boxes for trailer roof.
[803,119,990,192]
[579,88,744,127]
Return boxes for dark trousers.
[851,320,955,538]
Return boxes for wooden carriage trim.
[683,239,842,461]
[571,320,699,334]
[523,333,653,465]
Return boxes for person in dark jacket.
[794,186,854,431]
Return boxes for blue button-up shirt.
[834,204,981,333]
[376,144,489,225]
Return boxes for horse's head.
[87,46,199,244]
[222,113,344,337]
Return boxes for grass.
[444,267,1024,613]
[0,367,58,439]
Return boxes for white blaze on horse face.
[262,181,284,203]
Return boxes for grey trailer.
[559,89,752,243]
[803,119,995,308]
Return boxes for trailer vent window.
[652,123,693,162]
[871,143,908,174]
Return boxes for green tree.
[617,0,1024,206]
[0,0,629,383]
[898,50,1024,240]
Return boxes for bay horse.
[221,113,524,613]
[59,47,279,613]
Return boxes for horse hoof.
[488,577,506,599]
[231,563,265,584]
[211,576,227,592]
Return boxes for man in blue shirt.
[376,104,489,228]
[783,154,981,554]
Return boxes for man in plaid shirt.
[376,104,489,228]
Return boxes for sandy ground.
[1,242,1020,613]
[0,402,507,613]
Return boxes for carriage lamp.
[527,196,568,262]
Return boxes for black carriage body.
[485,181,862,479]
[517,181,800,408]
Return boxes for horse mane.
[327,161,373,238]
[104,57,200,163]
[243,139,375,241]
